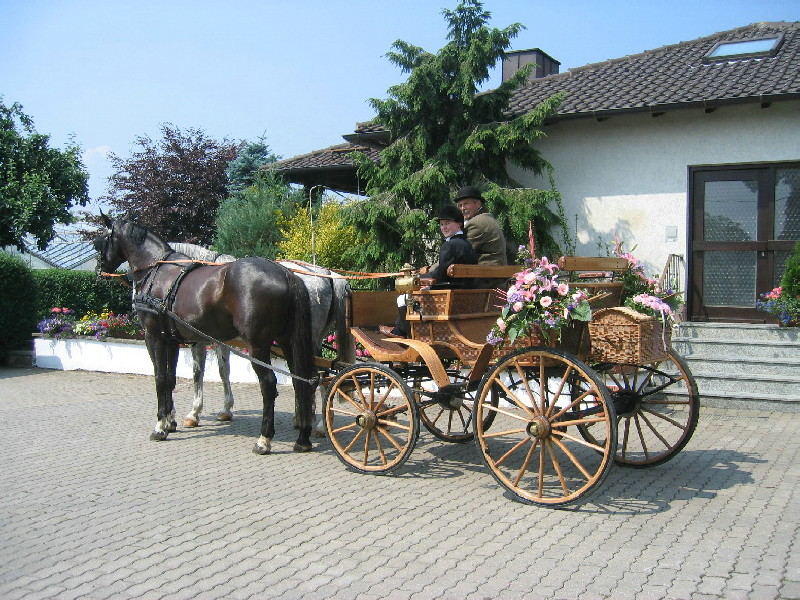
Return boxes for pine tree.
[345,0,567,271]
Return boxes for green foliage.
[278,201,369,270]
[343,0,567,271]
[98,124,239,245]
[0,99,89,250]
[225,138,278,195]
[32,269,131,321]
[781,241,800,298]
[0,251,38,356]
[213,171,304,259]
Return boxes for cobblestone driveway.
[1,367,798,599]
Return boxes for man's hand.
[419,277,435,290]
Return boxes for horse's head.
[93,216,127,275]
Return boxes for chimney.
[502,48,560,82]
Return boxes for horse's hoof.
[150,431,168,441]
[183,418,199,428]
[216,412,232,422]
[293,442,313,453]
[313,430,326,439]
[252,443,271,455]
[167,421,178,433]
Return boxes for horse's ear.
[99,209,113,229]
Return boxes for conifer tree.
[346,0,567,271]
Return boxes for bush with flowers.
[38,307,143,340]
[756,287,800,326]
[487,257,592,346]
[37,307,77,339]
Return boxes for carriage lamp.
[395,263,419,293]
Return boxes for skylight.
[705,35,783,61]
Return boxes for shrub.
[32,269,131,320]
[781,241,800,298]
[0,251,38,357]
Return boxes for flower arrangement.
[487,257,592,346]
[74,310,144,340]
[756,287,800,326]
[625,293,676,326]
[37,307,76,339]
[38,308,143,340]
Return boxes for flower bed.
[33,336,291,384]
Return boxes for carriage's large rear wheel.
[582,349,699,467]
[474,347,616,506]
[324,363,419,474]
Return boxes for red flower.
[51,307,62,313]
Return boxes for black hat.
[453,185,484,203]
[437,204,464,223]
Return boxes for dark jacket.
[427,233,477,288]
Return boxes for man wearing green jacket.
[454,186,508,288]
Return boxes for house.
[3,231,97,271]
[274,22,799,325]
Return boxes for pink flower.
[512,301,523,312]
[557,283,569,296]
[496,318,507,332]
[51,307,62,313]
[540,296,553,308]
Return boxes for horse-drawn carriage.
[322,258,699,506]
[95,218,698,507]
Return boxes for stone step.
[682,355,800,377]
[690,371,800,399]
[672,338,800,361]
[674,322,799,343]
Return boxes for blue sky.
[1,0,797,207]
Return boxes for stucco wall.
[513,100,800,279]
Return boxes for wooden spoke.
[343,428,366,453]
[638,411,673,449]
[377,426,405,451]
[336,386,365,413]
[495,437,532,467]
[331,422,359,435]
[494,376,537,416]
[551,436,592,480]
[481,427,528,439]
[546,439,570,495]
[551,429,606,453]
[552,415,608,429]
[634,414,649,460]
[329,406,359,417]
[349,374,368,406]
[481,403,534,423]
[513,439,539,486]
[640,406,689,430]
[514,361,540,416]
[546,365,575,418]
[363,429,371,465]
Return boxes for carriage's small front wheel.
[583,350,699,467]
[324,363,419,474]
[474,347,616,506]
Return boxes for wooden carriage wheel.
[324,363,419,474]
[474,347,616,506]
[411,364,498,443]
[582,349,699,467]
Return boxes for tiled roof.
[272,143,381,172]
[507,21,800,118]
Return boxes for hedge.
[0,251,38,357]
[32,269,132,320]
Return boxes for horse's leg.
[313,381,327,438]
[183,343,206,427]
[216,345,234,421]
[146,334,180,441]
[282,344,314,453]
[250,347,277,455]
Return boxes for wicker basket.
[588,307,672,364]
[409,289,501,319]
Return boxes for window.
[704,35,783,62]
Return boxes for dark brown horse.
[93,217,317,454]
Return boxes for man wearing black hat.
[454,185,508,288]
[380,204,477,337]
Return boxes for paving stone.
[2,368,800,600]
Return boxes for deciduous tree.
[0,100,89,250]
[100,124,239,245]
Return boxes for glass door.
[690,165,799,322]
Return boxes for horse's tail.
[287,270,317,424]
[331,276,355,363]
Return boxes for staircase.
[671,322,800,406]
